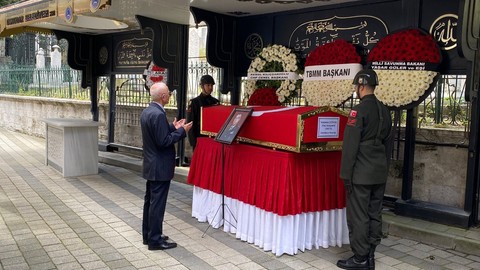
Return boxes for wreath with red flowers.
[302,39,362,106]
[305,39,361,65]
[143,61,168,91]
[245,44,302,106]
[247,87,281,106]
[367,28,442,109]
[368,29,441,63]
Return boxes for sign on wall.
[429,14,458,51]
[288,15,388,57]
[114,37,152,68]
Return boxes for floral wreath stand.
[143,61,168,91]
[302,39,362,107]
[367,28,442,110]
[245,44,301,106]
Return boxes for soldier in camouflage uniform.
[337,69,392,270]
[186,75,220,150]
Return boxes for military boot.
[337,255,369,270]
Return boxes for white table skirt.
[192,186,350,256]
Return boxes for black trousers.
[142,180,171,245]
[346,183,386,257]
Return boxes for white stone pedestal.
[43,118,101,177]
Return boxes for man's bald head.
[150,82,170,104]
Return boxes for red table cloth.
[187,137,346,216]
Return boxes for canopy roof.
[0,0,361,36]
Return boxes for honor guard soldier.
[337,69,392,270]
[186,75,220,150]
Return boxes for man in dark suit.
[140,82,192,250]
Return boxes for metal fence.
[113,74,152,107]
[0,66,97,100]
[100,61,228,110]
[239,74,469,130]
[0,65,469,130]
[104,60,227,110]
[419,75,468,129]
[331,74,468,131]
[187,60,230,105]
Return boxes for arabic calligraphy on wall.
[429,14,457,51]
[288,15,388,57]
[245,33,264,59]
[115,38,153,68]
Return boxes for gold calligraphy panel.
[288,15,388,57]
[430,14,458,51]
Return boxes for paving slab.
[1,127,480,269]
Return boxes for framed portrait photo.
[215,107,253,144]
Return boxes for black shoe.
[148,241,177,250]
[337,256,369,270]
[143,235,169,245]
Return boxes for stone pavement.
[2,127,480,269]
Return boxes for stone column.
[36,48,45,69]
[51,45,63,84]
[33,48,46,85]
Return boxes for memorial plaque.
[115,37,153,68]
[288,15,388,57]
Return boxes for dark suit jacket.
[141,102,186,181]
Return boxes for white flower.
[246,44,300,104]
[302,79,354,106]
[375,70,438,107]
[244,81,256,97]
